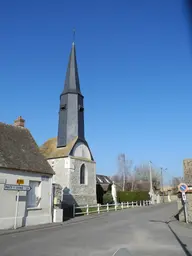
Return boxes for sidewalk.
[0,212,111,236]
[167,219,192,255]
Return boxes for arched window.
[80,164,85,184]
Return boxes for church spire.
[62,42,82,96]
[57,42,85,148]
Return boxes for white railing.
[74,200,151,217]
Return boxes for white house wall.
[48,158,70,189]
[0,169,52,230]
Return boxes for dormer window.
[79,105,84,112]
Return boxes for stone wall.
[70,157,97,206]
[170,195,178,201]
[49,156,97,207]
[159,195,177,203]
[183,159,192,184]
[186,193,192,222]
[176,159,192,223]
[177,193,192,223]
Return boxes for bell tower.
[57,43,85,148]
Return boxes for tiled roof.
[39,136,94,161]
[0,122,54,175]
[39,137,78,159]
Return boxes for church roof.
[62,43,82,96]
[40,136,94,161]
[0,122,54,175]
[40,136,78,159]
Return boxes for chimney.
[14,116,25,127]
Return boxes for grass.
[76,204,134,216]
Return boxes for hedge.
[117,191,150,202]
[103,191,113,204]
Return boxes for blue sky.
[0,0,192,183]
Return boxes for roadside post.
[4,179,31,229]
[178,183,189,224]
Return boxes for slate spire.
[57,42,85,148]
[62,42,82,96]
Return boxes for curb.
[0,223,63,236]
[0,213,110,237]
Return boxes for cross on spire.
[73,28,75,44]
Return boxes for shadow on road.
[174,205,184,221]
[149,220,191,256]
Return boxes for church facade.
[40,42,97,206]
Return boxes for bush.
[107,183,112,192]
[117,191,150,203]
[103,191,113,204]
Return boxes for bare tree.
[118,154,126,191]
[133,164,161,191]
[130,166,138,191]
[112,158,161,192]
[112,154,133,191]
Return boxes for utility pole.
[149,161,153,193]
[160,168,164,203]
[149,161,154,204]
[160,167,167,203]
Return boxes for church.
[40,42,97,206]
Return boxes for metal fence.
[74,200,151,217]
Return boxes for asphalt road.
[0,203,191,256]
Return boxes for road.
[0,203,191,256]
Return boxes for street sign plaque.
[182,192,187,201]
[17,179,24,185]
[4,184,31,191]
[178,183,188,193]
